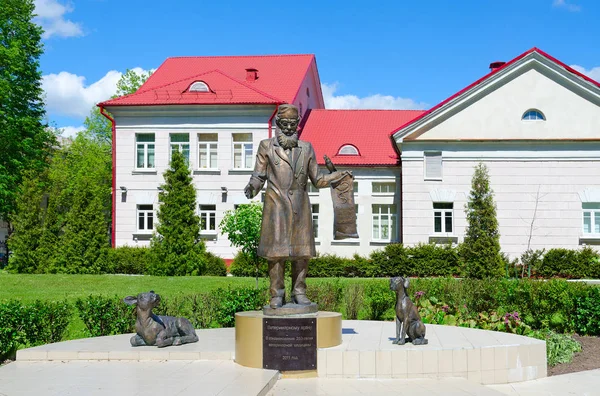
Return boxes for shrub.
[214,287,267,327]
[537,248,579,278]
[203,252,227,276]
[365,282,394,320]
[306,280,343,312]
[308,254,349,278]
[229,251,268,277]
[75,295,135,337]
[155,293,221,329]
[98,246,151,274]
[368,243,408,277]
[407,243,461,277]
[343,283,364,320]
[574,286,600,336]
[520,249,545,278]
[0,300,71,360]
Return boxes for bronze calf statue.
[390,277,428,345]
[123,291,198,348]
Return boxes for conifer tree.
[5,171,47,273]
[461,162,503,278]
[149,150,206,276]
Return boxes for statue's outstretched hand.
[244,184,254,199]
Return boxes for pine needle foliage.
[149,150,206,276]
[461,163,503,279]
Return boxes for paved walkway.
[1,361,599,395]
[0,360,278,396]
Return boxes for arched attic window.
[522,109,545,121]
[338,144,360,155]
[188,81,210,93]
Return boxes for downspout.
[390,135,403,244]
[268,104,279,138]
[99,105,117,248]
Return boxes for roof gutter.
[99,105,117,248]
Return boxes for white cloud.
[552,0,581,12]
[570,65,600,82]
[42,68,150,118]
[321,83,427,110]
[58,125,85,138]
[34,0,84,39]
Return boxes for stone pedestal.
[235,311,341,372]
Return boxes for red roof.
[300,110,424,166]
[392,47,600,138]
[100,54,316,107]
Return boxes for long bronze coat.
[247,137,334,259]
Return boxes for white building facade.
[395,49,600,258]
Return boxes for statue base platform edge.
[263,302,318,316]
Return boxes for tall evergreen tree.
[461,162,503,278]
[0,0,55,225]
[149,150,206,276]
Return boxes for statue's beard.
[277,129,299,150]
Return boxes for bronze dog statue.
[390,277,428,345]
[123,291,198,348]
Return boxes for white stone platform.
[319,320,546,385]
[16,320,546,385]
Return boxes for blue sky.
[35,0,600,136]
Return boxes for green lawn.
[0,271,385,303]
[0,271,275,302]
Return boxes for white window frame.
[232,133,253,169]
[522,109,546,121]
[199,204,217,234]
[372,181,395,196]
[353,181,358,196]
[312,204,319,240]
[189,81,210,92]
[582,203,600,236]
[308,183,319,196]
[137,205,154,233]
[170,134,190,163]
[135,134,155,170]
[424,151,443,181]
[198,133,218,170]
[433,202,454,234]
[372,204,397,242]
[338,144,359,155]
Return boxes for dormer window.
[338,144,359,155]
[522,109,545,121]
[188,81,210,93]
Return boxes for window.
[233,133,253,169]
[353,181,358,195]
[200,205,217,233]
[522,109,545,121]
[136,134,155,169]
[189,81,209,92]
[372,182,395,194]
[312,204,319,239]
[433,202,453,233]
[583,203,600,235]
[424,152,442,180]
[170,134,190,163]
[338,144,359,155]
[198,133,218,169]
[308,183,319,195]
[372,204,397,241]
[137,205,154,232]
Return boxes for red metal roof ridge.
[310,109,426,112]
[98,68,222,106]
[100,69,284,107]
[389,47,600,138]
[165,54,316,60]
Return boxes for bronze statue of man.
[244,104,349,308]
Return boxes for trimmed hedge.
[0,300,71,360]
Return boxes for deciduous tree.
[0,0,55,224]
[220,202,263,287]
